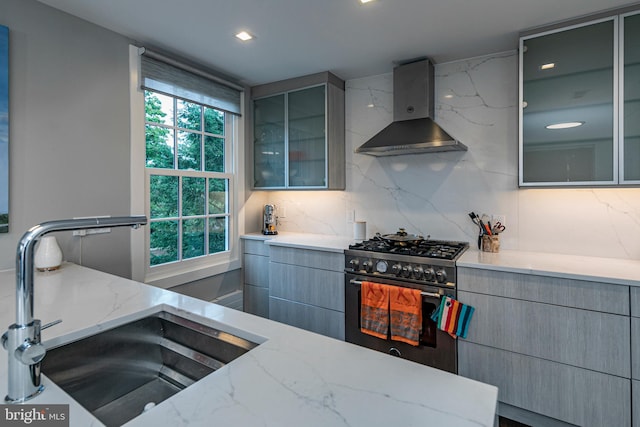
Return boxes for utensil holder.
[481,235,500,253]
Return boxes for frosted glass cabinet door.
[254,94,285,188]
[288,85,326,187]
[624,13,640,182]
[521,19,615,184]
[251,71,345,190]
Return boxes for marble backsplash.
[248,51,640,260]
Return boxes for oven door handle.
[349,279,442,299]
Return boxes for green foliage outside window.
[145,91,229,267]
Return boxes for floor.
[499,417,531,427]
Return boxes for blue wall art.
[0,25,7,233]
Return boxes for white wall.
[0,0,246,300]
[251,52,640,260]
[0,0,134,275]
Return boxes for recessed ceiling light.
[545,121,584,130]
[444,94,454,99]
[367,103,375,108]
[235,31,254,41]
[540,63,555,70]
[360,0,375,3]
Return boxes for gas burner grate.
[349,239,468,260]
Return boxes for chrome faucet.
[2,216,147,403]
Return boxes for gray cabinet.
[635,380,640,427]
[268,246,344,340]
[458,267,629,314]
[242,239,270,318]
[459,291,630,377]
[458,342,630,427]
[458,267,631,427]
[632,287,640,318]
[633,305,640,381]
[251,72,345,190]
[623,12,640,183]
[519,10,640,186]
[520,18,615,186]
[632,287,640,427]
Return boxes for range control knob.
[424,267,436,281]
[363,260,374,273]
[401,265,412,278]
[349,259,360,270]
[435,269,447,283]
[391,264,403,276]
[413,266,424,279]
[376,260,389,274]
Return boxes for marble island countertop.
[0,263,497,427]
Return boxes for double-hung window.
[145,91,232,265]
[130,47,244,286]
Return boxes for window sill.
[144,256,241,289]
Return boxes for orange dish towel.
[360,281,390,339]
[389,286,422,346]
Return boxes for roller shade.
[140,50,242,116]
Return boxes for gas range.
[349,238,468,260]
[344,233,468,372]
[344,236,469,288]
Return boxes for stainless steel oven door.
[344,274,457,374]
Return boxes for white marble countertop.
[241,231,354,253]
[459,249,640,287]
[244,231,640,286]
[0,263,497,426]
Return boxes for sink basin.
[41,311,259,426]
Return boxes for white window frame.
[129,45,245,288]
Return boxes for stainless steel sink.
[41,311,259,427]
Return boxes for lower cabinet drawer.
[243,239,270,256]
[244,253,269,287]
[633,317,640,380]
[269,246,344,271]
[243,284,269,318]
[269,297,345,340]
[634,380,640,427]
[458,341,631,427]
[458,290,630,377]
[269,263,344,311]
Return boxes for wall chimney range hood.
[355,59,467,156]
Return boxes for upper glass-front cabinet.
[623,12,640,182]
[252,72,345,190]
[254,94,286,187]
[520,11,640,186]
[288,86,326,187]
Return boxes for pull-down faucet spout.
[3,216,147,403]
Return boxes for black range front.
[344,238,468,374]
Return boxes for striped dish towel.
[430,296,474,339]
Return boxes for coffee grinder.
[262,204,278,235]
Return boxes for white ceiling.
[37,0,639,86]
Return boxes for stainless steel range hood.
[356,59,467,156]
